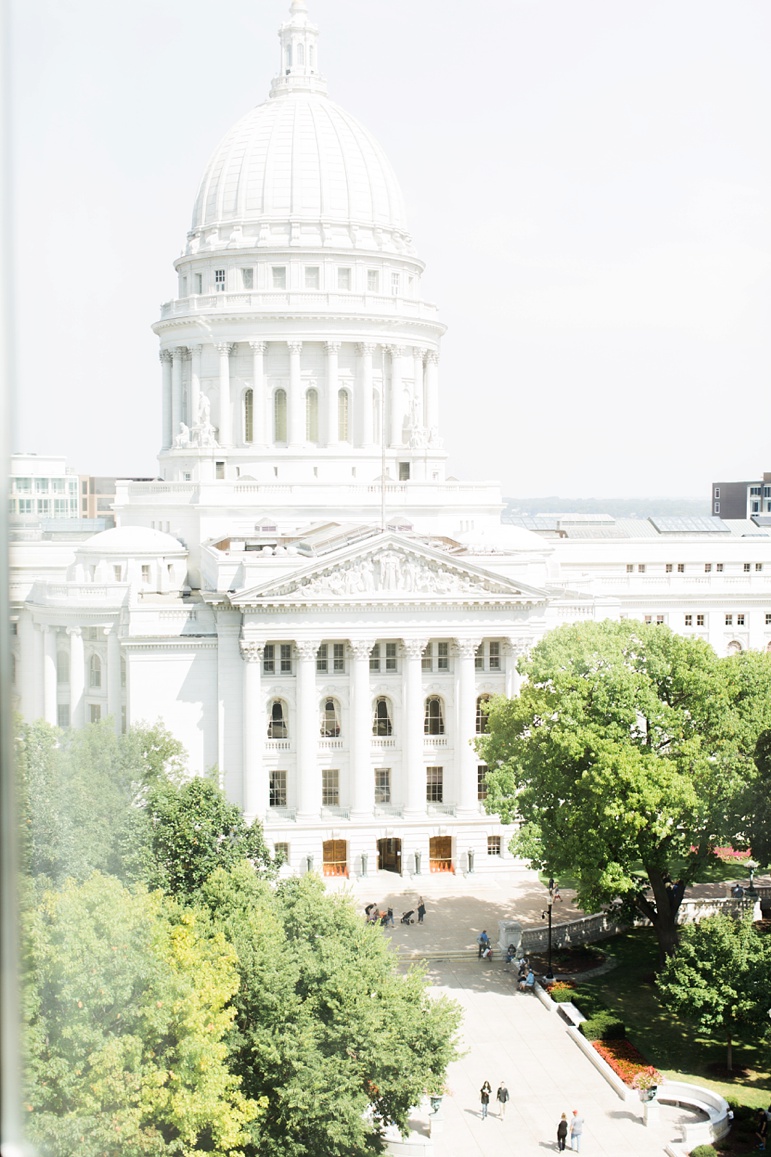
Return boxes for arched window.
[476,695,492,734]
[244,388,254,443]
[268,699,288,739]
[320,697,340,737]
[424,695,444,735]
[727,640,743,655]
[306,388,319,443]
[274,389,287,444]
[89,654,102,689]
[372,696,393,737]
[338,389,350,442]
[57,651,69,684]
[297,42,305,66]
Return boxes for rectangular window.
[678,563,685,573]
[764,486,771,499]
[391,271,400,296]
[626,564,634,573]
[714,502,720,514]
[37,499,51,515]
[215,461,225,479]
[141,565,150,582]
[35,478,49,493]
[385,642,397,671]
[665,563,673,573]
[304,266,320,289]
[317,644,328,673]
[744,563,751,573]
[716,563,724,573]
[241,267,254,289]
[638,564,646,573]
[685,614,693,626]
[338,267,351,290]
[369,643,380,673]
[280,644,292,674]
[487,836,501,856]
[656,615,665,625]
[332,643,345,672]
[644,615,652,624]
[488,641,501,670]
[367,269,379,293]
[737,613,745,626]
[374,768,391,805]
[269,770,287,808]
[89,704,102,723]
[263,644,275,674]
[398,462,410,481]
[477,765,488,801]
[750,486,761,496]
[437,642,449,671]
[322,769,340,807]
[475,644,484,671]
[426,766,443,803]
[15,477,31,492]
[756,563,764,572]
[53,499,68,516]
[696,614,705,627]
[57,704,70,728]
[725,614,733,626]
[714,487,720,499]
[421,645,431,671]
[274,842,289,864]
[704,564,712,573]
[194,273,203,294]
[18,499,32,514]
[272,266,287,290]
[52,478,65,493]
[113,565,121,582]
[765,614,771,625]
[215,269,226,292]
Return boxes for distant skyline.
[10,0,771,497]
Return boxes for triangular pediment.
[230,532,548,607]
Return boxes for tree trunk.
[642,866,684,968]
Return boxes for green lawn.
[573,930,771,1111]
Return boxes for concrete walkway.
[323,863,766,1155]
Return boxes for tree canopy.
[658,913,771,1070]
[476,620,771,962]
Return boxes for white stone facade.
[10,0,771,878]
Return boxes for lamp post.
[542,877,556,981]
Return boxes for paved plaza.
[323,862,760,1156]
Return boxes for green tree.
[476,620,771,963]
[132,776,278,897]
[657,913,771,1070]
[198,866,462,1157]
[23,873,261,1156]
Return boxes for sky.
[9,0,771,498]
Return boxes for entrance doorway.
[429,836,452,872]
[322,839,348,877]
[377,837,402,873]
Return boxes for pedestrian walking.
[570,1109,584,1152]
[557,1112,568,1151]
[477,930,490,958]
[480,1081,491,1120]
[417,897,426,923]
[386,906,394,927]
[496,1081,509,1119]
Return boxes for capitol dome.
[186,0,413,255]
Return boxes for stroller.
[401,909,415,925]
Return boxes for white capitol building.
[10,0,771,876]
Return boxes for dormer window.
[215,269,226,292]
[272,266,287,290]
[367,270,379,293]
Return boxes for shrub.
[547,982,576,1003]
[580,1011,625,1040]
[688,1146,717,1157]
[571,987,609,1021]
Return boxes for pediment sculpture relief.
[270,549,515,600]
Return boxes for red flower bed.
[592,1039,655,1085]
[688,845,750,861]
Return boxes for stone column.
[216,342,234,447]
[43,625,58,726]
[402,639,428,815]
[455,638,482,815]
[68,627,85,729]
[412,347,426,429]
[18,613,37,722]
[287,341,304,447]
[249,341,267,446]
[349,640,375,817]
[388,346,405,447]
[356,342,376,447]
[324,341,341,446]
[189,344,202,429]
[240,639,265,818]
[160,350,173,449]
[295,640,320,818]
[106,627,121,734]
[425,350,439,434]
[171,346,185,444]
[503,640,524,698]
